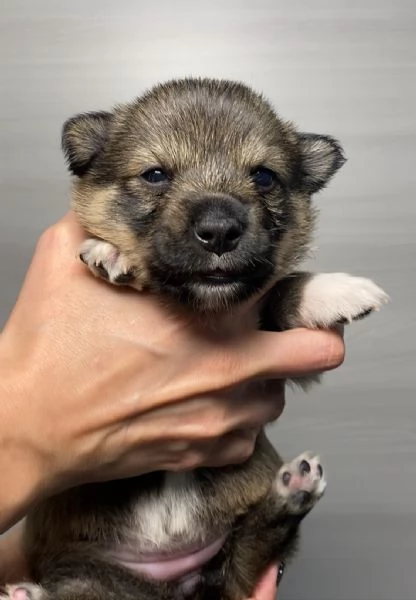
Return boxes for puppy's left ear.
[298,133,346,194]
[62,111,113,177]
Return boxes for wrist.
[0,337,48,534]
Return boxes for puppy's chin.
[152,274,272,313]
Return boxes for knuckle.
[197,400,237,439]
[208,414,233,438]
[206,423,231,442]
[186,416,226,440]
[256,381,286,423]
[177,451,205,470]
[37,222,66,250]
[36,227,55,253]
[236,446,255,464]
[267,401,285,423]
[164,440,214,471]
[36,217,81,258]
[233,437,256,464]
[240,398,285,430]
[166,440,192,454]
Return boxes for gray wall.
[1,1,415,599]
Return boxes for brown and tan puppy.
[5,78,387,600]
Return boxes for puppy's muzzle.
[192,197,248,257]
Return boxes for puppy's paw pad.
[298,273,389,328]
[1,584,44,600]
[276,452,326,512]
[79,239,135,285]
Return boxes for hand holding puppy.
[0,213,344,534]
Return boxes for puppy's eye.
[251,167,279,192]
[141,168,170,185]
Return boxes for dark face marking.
[63,78,345,312]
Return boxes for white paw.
[276,452,326,513]
[1,584,44,600]
[79,239,136,286]
[297,273,389,328]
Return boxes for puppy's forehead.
[114,82,297,179]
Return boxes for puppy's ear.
[62,111,113,177]
[298,133,346,194]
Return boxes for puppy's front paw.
[79,239,137,287]
[0,584,45,600]
[276,452,326,514]
[297,273,389,328]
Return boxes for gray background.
[1,1,414,599]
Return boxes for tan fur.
[72,183,151,286]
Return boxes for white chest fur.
[130,472,204,552]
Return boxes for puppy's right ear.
[62,111,113,177]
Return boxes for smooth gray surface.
[0,1,414,598]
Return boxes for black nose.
[194,219,244,255]
[193,199,247,256]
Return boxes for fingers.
[33,212,87,276]
[248,563,278,600]
[38,211,86,252]
[230,327,345,382]
[159,429,260,471]
[116,380,284,472]
[131,381,285,443]
[203,428,260,467]
[13,212,86,306]
[240,380,285,424]
[221,381,285,433]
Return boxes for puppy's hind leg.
[0,579,163,600]
[3,557,168,600]
[275,452,327,515]
[205,454,327,600]
[0,585,44,600]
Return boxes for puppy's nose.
[193,200,247,256]
[194,216,245,255]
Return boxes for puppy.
[6,78,387,600]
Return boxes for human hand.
[0,213,344,532]
[248,564,280,599]
[0,525,29,585]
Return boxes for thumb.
[238,327,345,381]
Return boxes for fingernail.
[277,560,286,585]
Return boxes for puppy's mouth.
[180,269,250,286]
[150,258,274,312]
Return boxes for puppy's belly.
[103,472,229,587]
[104,532,229,581]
